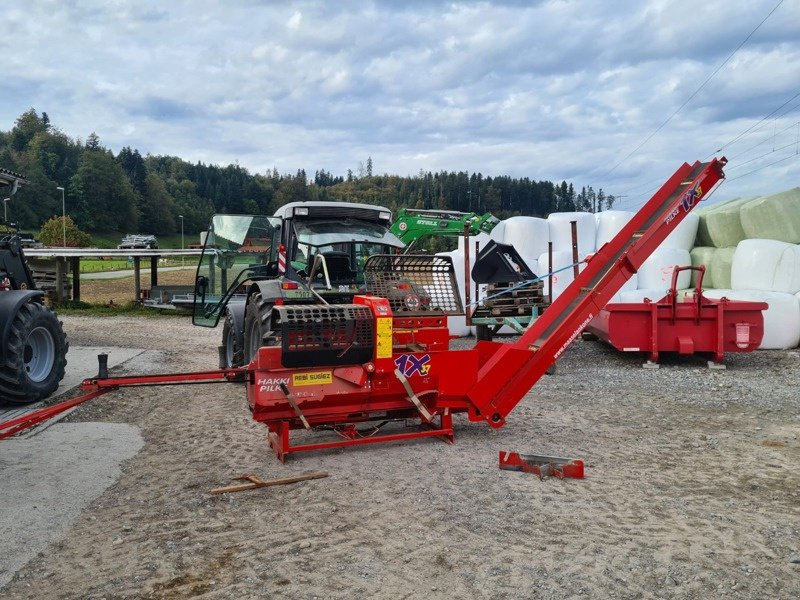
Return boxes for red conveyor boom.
[467,158,727,427]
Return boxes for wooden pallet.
[473,281,549,318]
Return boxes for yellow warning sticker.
[376,317,393,359]
[292,371,333,386]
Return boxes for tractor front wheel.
[243,292,276,364]
[221,310,243,368]
[0,301,68,404]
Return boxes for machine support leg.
[440,409,454,444]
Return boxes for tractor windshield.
[192,214,282,327]
[292,220,404,283]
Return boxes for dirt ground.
[2,314,799,599]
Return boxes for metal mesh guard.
[279,305,374,352]
[281,304,373,352]
[364,254,464,315]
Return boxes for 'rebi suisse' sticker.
[292,371,333,386]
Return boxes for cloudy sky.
[3,0,799,209]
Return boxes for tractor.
[192,201,420,368]
[0,169,68,403]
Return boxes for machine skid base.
[267,411,454,462]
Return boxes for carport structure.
[23,248,204,303]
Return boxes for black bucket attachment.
[471,240,537,284]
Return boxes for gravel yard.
[2,314,799,599]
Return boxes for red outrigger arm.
[0,368,245,440]
[466,158,727,427]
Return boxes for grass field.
[79,257,185,273]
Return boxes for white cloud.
[287,10,303,30]
[1,0,798,207]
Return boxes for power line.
[726,139,799,170]
[727,115,800,161]
[707,90,800,159]
[616,102,798,209]
[601,0,785,181]
[726,152,798,182]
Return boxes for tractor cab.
[192,203,405,330]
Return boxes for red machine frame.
[2,159,729,461]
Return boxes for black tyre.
[243,292,276,363]
[0,301,68,404]
[221,310,244,368]
[475,324,493,342]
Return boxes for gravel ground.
[2,314,798,599]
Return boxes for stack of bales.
[442,212,595,336]
[439,188,800,347]
[687,188,800,348]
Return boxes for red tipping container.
[586,266,767,364]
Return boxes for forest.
[0,109,615,243]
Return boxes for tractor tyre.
[243,292,275,364]
[221,311,244,368]
[0,301,68,404]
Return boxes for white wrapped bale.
[437,250,472,337]
[595,210,634,248]
[501,216,550,262]
[547,212,596,255]
[704,289,800,349]
[457,232,493,255]
[660,212,699,251]
[690,246,716,288]
[703,197,751,248]
[619,289,670,303]
[731,239,800,294]
[638,248,692,290]
[708,247,736,290]
[537,250,585,300]
[489,220,506,243]
[740,188,800,243]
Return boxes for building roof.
[0,168,29,190]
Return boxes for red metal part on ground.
[586,265,767,363]
[498,451,585,479]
